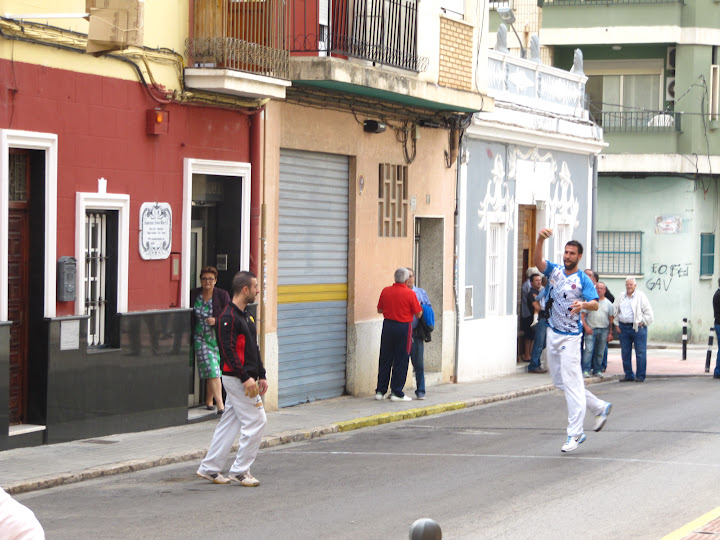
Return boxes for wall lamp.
[497,7,526,59]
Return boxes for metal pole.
[682,317,687,360]
[706,327,714,373]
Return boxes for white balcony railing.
[487,50,588,119]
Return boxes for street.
[18,376,720,539]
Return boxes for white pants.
[198,375,267,475]
[546,329,606,437]
[0,488,45,539]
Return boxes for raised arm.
[534,228,553,274]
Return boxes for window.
[85,211,119,347]
[701,233,715,277]
[597,231,642,275]
[486,222,506,316]
[585,60,664,129]
[553,224,571,266]
[378,163,408,237]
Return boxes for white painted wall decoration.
[549,161,580,232]
[477,154,514,231]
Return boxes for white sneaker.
[593,402,612,432]
[375,392,384,400]
[390,394,412,402]
[228,472,260,487]
[561,433,586,453]
[196,471,230,484]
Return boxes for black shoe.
[714,375,720,379]
[528,367,547,373]
[635,378,645,382]
[619,377,635,382]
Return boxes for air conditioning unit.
[666,77,676,102]
[666,46,676,70]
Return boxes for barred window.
[486,222,506,316]
[700,233,715,277]
[597,231,642,275]
[378,164,408,237]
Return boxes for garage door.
[277,149,348,407]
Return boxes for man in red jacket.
[376,267,423,402]
[196,271,268,487]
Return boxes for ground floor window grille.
[85,212,107,346]
[487,222,505,316]
[553,223,572,266]
[597,231,642,275]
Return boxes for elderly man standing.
[376,268,423,402]
[614,277,654,382]
[581,282,614,378]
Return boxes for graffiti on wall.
[646,263,690,291]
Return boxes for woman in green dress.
[190,266,230,413]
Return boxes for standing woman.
[191,266,231,414]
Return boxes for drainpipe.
[250,110,264,276]
[591,155,598,267]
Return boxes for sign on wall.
[655,215,681,234]
[139,202,172,260]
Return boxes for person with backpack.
[407,268,434,400]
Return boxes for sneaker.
[196,471,230,484]
[228,472,260,487]
[416,393,426,400]
[583,371,590,378]
[594,402,612,432]
[593,372,604,379]
[375,392,384,401]
[390,394,412,402]
[561,433,586,453]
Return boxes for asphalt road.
[18,377,720,539]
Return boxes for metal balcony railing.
[186,0,290,79]
[291,0,428,72]
[541,0,681,5]
[589,103,682,133]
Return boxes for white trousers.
[546,329,606,437]
[198,375,267,475]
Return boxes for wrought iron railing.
[588,102,682,133]
[291,0,428,72]
[186,0,290,79]
[541,0,681,6]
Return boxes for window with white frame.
[486,222,506,316]
[76,185,129,346]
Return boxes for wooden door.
[8,150,30,425]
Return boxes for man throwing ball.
[534,229,612,452]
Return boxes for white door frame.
[182,158,251,309]
[0,130,58,321]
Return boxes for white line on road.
[275,449,720,468]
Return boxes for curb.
[4,377,617,496]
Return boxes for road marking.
[661,506,720,540]
[274,449,720,468]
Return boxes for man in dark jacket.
[196,271,268,487]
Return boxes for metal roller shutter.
[278,149,348,407]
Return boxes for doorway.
[413,217,444,381]
[517,205,536,362]
[187,173,246,407]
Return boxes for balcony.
[291,0,426,72]
[486,50,588,118]
[185,0,292,100]
[285,0,487,120]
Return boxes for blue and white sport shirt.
[543,261,598,335]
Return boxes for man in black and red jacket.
[196,271,268,487]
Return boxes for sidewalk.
[1,342,714,495]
